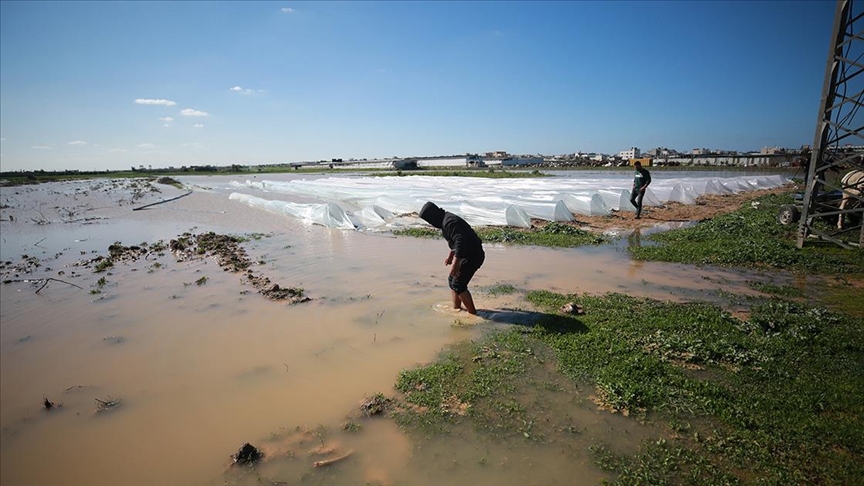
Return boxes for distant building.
[692,148,710,155]
[618,147,640,159]
[760,146,785,155]
[485,151,509,158]
[646,147,676,157]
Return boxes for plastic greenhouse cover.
[227,174,789,230]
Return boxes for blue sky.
[0,1,836,172]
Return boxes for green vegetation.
[93,259,114,273]
[394,331,547,435]
[480,282,517,296]
[630,192,864,273]
[155,176,183,189]
[235,232,269,242]
[394,222,607,248]
[372,169,548,179]
[391,289,864,483]
[815,276,864,317]
[747,280,804,298]
[391,227,439,239]
[341,421,363,433]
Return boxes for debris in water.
[560,302,585,315]
[94,396,121,413]
[359,394,392,416]
[312,450,353,468]
[232,442,263,465]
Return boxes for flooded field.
[0,175,790,485]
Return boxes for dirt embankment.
[572,187,792,233]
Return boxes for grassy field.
[387,287,864,484]
[394,222,607,248]
[629,192,864,274]
[386,189,863,484]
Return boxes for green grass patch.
[393,222,607,248]
[371,169,548,178]
[480,282,517,296]
[155,176,183,189]
[479,222,607,247]
[630,192,864,273]
[814,275,864,317]
[747,280,804,298]
[392,227,440,239]
[93,259,114,273]
[392,289,864,483]
[393,331,563,438]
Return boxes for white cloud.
[159,117,174,122]
[68,140,87,146]
[164,124,171,127]
[193,124,204,128]
[281,7,294,13]
[182,142,204,148]
[181,108,210,117]
[134,98,177,106]
[0,137,5,141]
[137,143,156,149]
[230,86,257,95]
[32,145,53,150]
[108,148,128,153]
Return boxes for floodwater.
[0,175,785,486]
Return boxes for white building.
[760,146,783,155]
[618,147,640,159]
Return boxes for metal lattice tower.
[798,0,864,249]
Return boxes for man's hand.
[450,258,462,278]
[445,254,453,266]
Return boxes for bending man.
[419,201,485,315]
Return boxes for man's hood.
[419,201,445,229]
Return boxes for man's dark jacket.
[419,202,484,260]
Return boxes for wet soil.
[170,232,310,304]
[573,187,792,233]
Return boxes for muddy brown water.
[0,176,784,485]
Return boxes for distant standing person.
[419,202,485,315]
[630,161,652,219]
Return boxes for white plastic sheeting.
[227,174,789,230]
[228,193,356,229]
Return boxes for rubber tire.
[777,204,800,225]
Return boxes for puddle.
[0,177,785,485]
